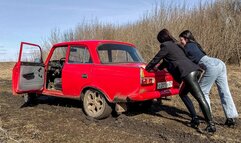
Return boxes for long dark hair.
[157,29,177,43]
[157,29,186,54]
[179,30,206,55]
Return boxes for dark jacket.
[145,41,199,79]
[157,60,182,83]
[184,42,206,64]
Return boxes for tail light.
[140,68,155,85]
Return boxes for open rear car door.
[12,42,44,95]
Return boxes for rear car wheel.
[83,89,112,119]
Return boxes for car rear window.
[97,44,144,64]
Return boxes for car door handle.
[82,74,88,78]
[23,72,35,80]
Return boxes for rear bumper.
[113,88,179,102]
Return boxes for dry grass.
[0,62,15,93]
[43,0,241,65]
[0,62,15,80]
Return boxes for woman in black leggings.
[145,29,216,132]
[158,60,201,128]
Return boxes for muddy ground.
[0,62,241,143]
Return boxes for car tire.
[23,93,37,104]
[82,89,112,119]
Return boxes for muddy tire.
[82,89,112,119]
[23,93,37,104]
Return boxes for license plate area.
[157,81,173,89]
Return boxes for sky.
[0,0,201,62]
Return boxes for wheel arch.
[80,86,112,103]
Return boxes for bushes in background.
[43,0,241,65]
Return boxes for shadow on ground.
[19,94,202,128]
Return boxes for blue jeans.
[198,56,238,118]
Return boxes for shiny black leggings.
[179,71,213,123]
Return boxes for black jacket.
[157,60,182,83]
[145,41,199,80]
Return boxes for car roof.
[53,40,135,48]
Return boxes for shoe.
[205,122,216,133]
[225,118,235,127]
[190,117,200,128]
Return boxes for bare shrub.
[43,0,241,65]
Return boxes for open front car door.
[12,42,44,95]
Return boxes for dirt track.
[0,62,241,143]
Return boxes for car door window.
[21,44,42,63]
[50,46,67,61]
[68,46,92,63]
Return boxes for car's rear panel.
[126,67,179,101]
[91,63,179,102]
[150,69,179,92]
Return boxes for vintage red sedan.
[12,40,179,119]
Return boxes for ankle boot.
[225,118,235,127]
[205,122,216,133]
[190,116,200,128]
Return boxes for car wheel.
[83,89,112,119]
[23,93,37,104]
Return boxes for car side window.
[68,46,92,63]
[50,46,67,61]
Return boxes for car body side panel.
[91,64,141,101]
[62,63,93,96]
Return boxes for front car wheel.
[23,93,37,104]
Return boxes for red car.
[12,40,179,119]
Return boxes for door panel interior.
[18,65,44,91]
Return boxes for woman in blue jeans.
[179,30,238,127]
[146,29,216,132]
